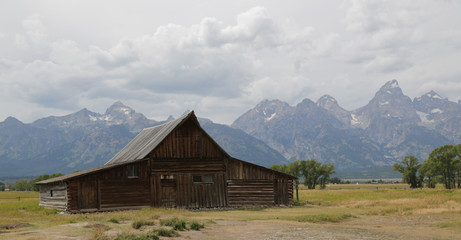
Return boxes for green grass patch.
[131,220,155,229]
[293,213,354,223]
[189,221,205,230]
[153,228,178,237]
[437,219,461,229]
[159,217,187,231]
[108,218,120,224]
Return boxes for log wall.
[39,182,67,211]
[227,179,275,206]
[67,161,151,212]
[227,158,294,206]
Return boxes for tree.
[0,182,5,191]
[301,159,321,189]
[427,145,460,189]
[15,179,30,191]
[272,159,336,189]
[418,160,436,188]
[30,173,64,191]
[392,155,421,188]
[330,177,342,184]
[318,163,335,189]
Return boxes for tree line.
[393,144,461,189]
[270,159,335,189]
[0,173,63,192]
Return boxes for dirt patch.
[0,223,32,230]
[83,224,108,229]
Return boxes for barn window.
[204,175,213,183]
[128,164,139,178]
[50,190,53,197]
[193,176,202,183]
[193,175,213,183]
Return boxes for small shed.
[37,111,295,212]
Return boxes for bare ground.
[1,214,460,240]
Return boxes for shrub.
[189,221,204,231]
[160,217,187,231]
[132,220,154,229]
[108,218,120,224]
[153,228,178,237]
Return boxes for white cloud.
[23,15,47,44]
[0,2,460,124]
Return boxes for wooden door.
[79,180,98,210]
[161,179,177,207]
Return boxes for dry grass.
[1,185,461,239]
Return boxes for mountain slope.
[232,80,460,175]
[0,103,288,176]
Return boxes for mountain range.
[232,80,460,177]
[1,80,460,178]
[0,102,287,176]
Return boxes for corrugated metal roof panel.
[105,111,193,165]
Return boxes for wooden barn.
[36,111,295,212]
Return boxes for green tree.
[270,161,302,184]
[30,173,64,191]
[428,145,460,189]
[330,177,342,184]
[318,163,335,189]
[418,160,436,188]
[0,182,5,191]
[392,155,421,188]
[15,179,29,191]
[272,160,335,189]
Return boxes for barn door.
[79,180,98,210]
[161,175,177,207]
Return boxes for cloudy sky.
[1,0,460,124]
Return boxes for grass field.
[1,184,461,239]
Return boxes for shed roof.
[36,159,145,184]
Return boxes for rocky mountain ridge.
[232,80,460,173]
[0,103,287,176]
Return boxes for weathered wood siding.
[274,179,294,205]
[39,182,67,211]
[227,158,294,206]
[150,120,226,160]
[151,173,227,208]
[227,179,275,206]
[148,120,229,208]
[67,161,151,212]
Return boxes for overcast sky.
[1,0,460,124]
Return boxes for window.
[50,190,53,197]
[193,176,202,183]
[193,175,213,183]
[204,175,213,183]
[128,164,139,178]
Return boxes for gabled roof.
[105,111,195,165]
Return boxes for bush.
[114,233,155,240]
[160,217,187,231]
[153,228,178,237]
[189,221,204,231]
[132,220,154,229]
[108,218,120,224]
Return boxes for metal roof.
[105,111,194,165]
[36,159,146,184]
